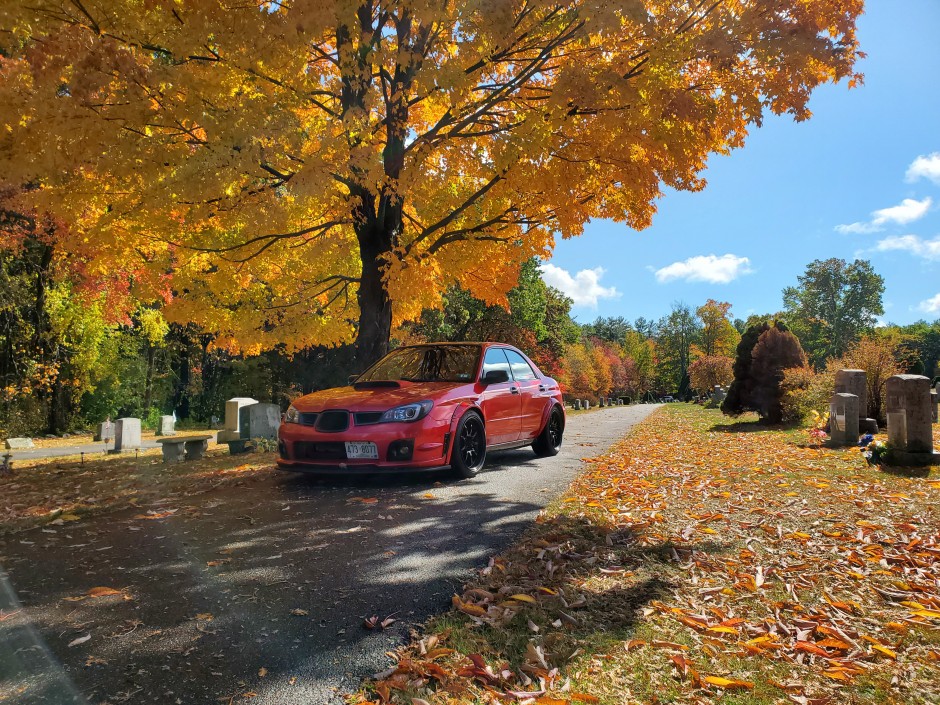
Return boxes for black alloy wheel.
[533,406,564,457]
[452,411,486,478]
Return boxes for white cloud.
[836,197,933,234]
[875,233,940,261]
[906,153,940,185]
[918,293,940,314]
[539,263,619,307]
[653,254,753,284]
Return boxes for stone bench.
[156,435,213,463]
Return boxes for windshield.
[357,345,481,383]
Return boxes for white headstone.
[94,420,114,442]
[114,418,142,451]
[4,437,34,450]
[239,403,281,440]
[225,398,258,432]
[157,415,176,436]
[217,398,259,442]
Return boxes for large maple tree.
[0,0,862,365]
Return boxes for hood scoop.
[352,380,402,390]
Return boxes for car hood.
[291,381,465,412]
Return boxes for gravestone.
[157,415,176,436]
[827,393,859,447]
[573,400,582,410]
[217,397,258,443]
[94,420,114,443]
[239,403,281,440]
[884,374,940,465]
[4,437,34,450]
[835,369,878,433]
[583,400,590,410]
[933,389,939,424]
[110,418,141,453]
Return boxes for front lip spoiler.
[276,460,450,475]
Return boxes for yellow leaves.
[910,608,940,620]
[451,595,486,618]
[869,643,897,660]
[508,594,537,604]
[701,675,754,690]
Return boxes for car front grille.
[315,410,349,433]
[354,411,383,425]
[293,441,346,461]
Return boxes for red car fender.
[443,401,483,464]
[538,400,564,435]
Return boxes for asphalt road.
[0,405,658,705]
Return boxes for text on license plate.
[345,441,378,460]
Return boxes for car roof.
[396,341,523,352]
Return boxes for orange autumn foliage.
[0,1,863,360]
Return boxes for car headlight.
[380,400,433,423]
[285,405,300,424]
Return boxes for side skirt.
[486,439,534,452]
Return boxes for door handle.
[510,386,519,394]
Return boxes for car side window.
[481,348,511,381]
[504,350,537,381]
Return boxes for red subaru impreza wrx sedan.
[277,342,565,477]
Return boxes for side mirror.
[348,374,359,385]
[481,369,510,385]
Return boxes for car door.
[503,349,545,440]
[477,347,522,445]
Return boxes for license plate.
[344,441,378,460]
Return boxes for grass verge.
[352,404,940,705]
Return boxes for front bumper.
[275,459,449,474]
[277,420,450,472]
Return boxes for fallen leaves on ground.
[0,446,276,534]
[354,405,939,705]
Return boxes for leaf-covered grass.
[353,405,940,705]
[0,447,275,535]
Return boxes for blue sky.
[541,0,940,328]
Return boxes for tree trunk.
[354,233,393,370]
[143,344,155,412]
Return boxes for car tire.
[532,406,564,457]
[451,411,486,479]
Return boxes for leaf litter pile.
[355,405,940,705]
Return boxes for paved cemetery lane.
[0,405,659,705]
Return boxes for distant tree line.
[0,232,933,436]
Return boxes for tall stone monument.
[835,369,878,433]
[827,393,859,447]
[111,417,141,453]
[217,397,258,443]
[885,374,940,465]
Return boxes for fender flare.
[444,402,484,464]
[537,401,565,436]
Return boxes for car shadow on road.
[0,453,558,704]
